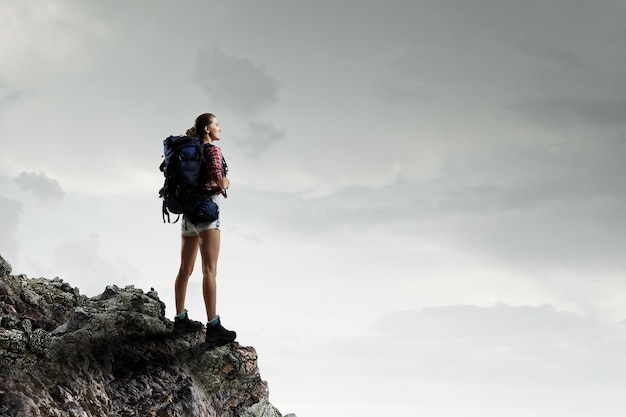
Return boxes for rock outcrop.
[0,254,287,417]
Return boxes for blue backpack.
[159,136,219,224]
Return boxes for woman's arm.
[204,145,228,196]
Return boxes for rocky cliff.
[0,254,291,417]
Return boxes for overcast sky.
[2,1,626,416]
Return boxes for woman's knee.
[202,264,217,278]
[178,264,194,278]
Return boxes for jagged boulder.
[0,254,11,277]
[0,262,285,417]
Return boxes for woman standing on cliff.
[172,113,237,349]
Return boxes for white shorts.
[181,195,220,235]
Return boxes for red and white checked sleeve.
[204,145,226,196]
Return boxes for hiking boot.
[173,313,203,333]
[203,317,236,349]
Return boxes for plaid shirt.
[203,144,228,197]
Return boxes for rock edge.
[0,254,287,417]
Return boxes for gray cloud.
[511,97,626,129]
[230,129,626,272]
[0,85,21,108]
[379,81,431,103]
[310,303,626,415]
[194,48,279,116]
[51,234,139,296]
[236,121,285,157]
[331,304,626,382]
[0,196,22,262]
[14,171,65,202]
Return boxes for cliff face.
[0,254,286,417]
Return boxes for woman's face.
[207,118,222,141]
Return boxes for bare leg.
[197,228,221,321]
[175,235,199,315]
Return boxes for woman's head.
[187,113,221,142]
